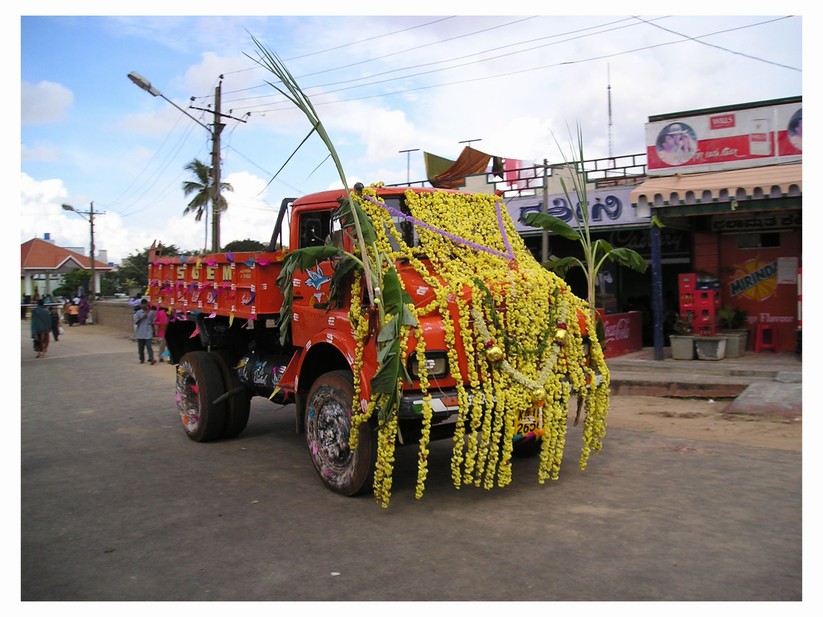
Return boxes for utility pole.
[129,71,246,253]
[398,148,419,185]
[211,79,224,252]
[62,201,104,309]
[541,159,549,262]
[189,76,249,252]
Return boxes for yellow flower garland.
[347,185,610,507]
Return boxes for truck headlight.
[408,352,448,379]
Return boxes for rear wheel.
[305,370,376,496]
[210,351,252,439]
[176,351,227,442]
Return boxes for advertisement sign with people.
[645,99,801,175]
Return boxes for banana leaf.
[276,245,343,345]
[519,211,581,241]
[333,198,377,245]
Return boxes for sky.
[9,4,820,610]
[14,3,808,266]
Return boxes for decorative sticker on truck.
[305,265,331,290]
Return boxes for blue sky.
[16,5,805,264]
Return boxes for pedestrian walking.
[129,293,143,312]
[67,301,79,326]
[30,299,51,358]
[154,306,169,362]
[133,299,156,365]
[49,306,62,342]
[78,296,89,325]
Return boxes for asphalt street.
[19,322,803,603]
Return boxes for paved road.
[20,322,802,601]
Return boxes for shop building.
[631,97,802,354]
[389,96,801,357]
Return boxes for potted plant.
[669,314,695,360]
[718,308,748,357]
[694,335,727,361]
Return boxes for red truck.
[148,184,609,506]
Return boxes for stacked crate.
[679,273,719,335]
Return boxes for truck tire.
[305,370,376,496]
[210,351,252,440]
[176,351,227,442]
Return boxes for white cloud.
[21,80,73,125]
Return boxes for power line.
[632,15,800,72]
[228,16,799,118]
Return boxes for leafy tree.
[53,269,89,298]
[224,239,267,252]
[181,158,233,222]
[114,244,189,292]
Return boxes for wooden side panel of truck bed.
[147,250,287,320]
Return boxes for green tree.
[53,269,89,298]
[116,244,189,292]
[181,158,233,223]
[224,239,266,252]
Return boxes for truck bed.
[147,250,288,320]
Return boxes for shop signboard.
[644,99,801,175]
[507,186,644,234]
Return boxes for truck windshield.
[384,196,420,250]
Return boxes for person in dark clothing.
[30,299,51,358]
[49,307,61,342]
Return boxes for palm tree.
[181,158,233,249]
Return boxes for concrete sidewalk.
[22,320,803,416]
[606,346,802,416]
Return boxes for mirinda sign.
[729,258,778,302]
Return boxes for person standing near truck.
[154,305,169,362]
[133,299,156,365]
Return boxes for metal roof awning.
[630,163,802,211]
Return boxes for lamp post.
[62,202,102,310]
[128,71,236,252]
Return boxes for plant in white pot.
[669,314,695,360]
[718,308,748,357]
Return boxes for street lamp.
[127,71,212,132]
[62,202,101,308]
[127,71,224,252]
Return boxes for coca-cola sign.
[601,311,643,358]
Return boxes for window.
[298,212,331,248]
[736,232,781,249]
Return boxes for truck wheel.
[211,351,252,440]
[305,370,376,496]
[176,351,227,442]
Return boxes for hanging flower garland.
[346,185,610,507]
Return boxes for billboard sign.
[645,100,801,175]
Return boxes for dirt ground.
[603,394,802,453]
